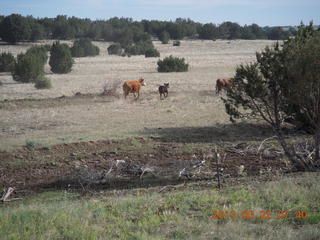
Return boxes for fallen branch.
[257,136,277,153]
[140,167,157,179]
[1,187,15,202]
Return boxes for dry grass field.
[0,39,275,149]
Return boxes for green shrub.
[0,52,15,72]
[25,46,49,65]
[157,55,189,72]
[159,31,170,44]
[145,48,160,58]
[49,41,73,74]
[173,40,181,46]
[12,52,45,83]
[71,38,100,57]
[34,75,52,89]
[107,43,123,55]
[124,40,154,56]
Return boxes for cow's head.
[139,78,146,86]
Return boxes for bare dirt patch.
[0,137,286,197]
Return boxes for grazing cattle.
[159,83,169,100]
[215,78,234,95]
[123,78,146,99]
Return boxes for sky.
[1,0,319,27]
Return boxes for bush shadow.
[141,122,276,143]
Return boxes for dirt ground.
[0,136,286,197]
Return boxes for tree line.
[0,14,296,44]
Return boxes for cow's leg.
[216,86,220,95]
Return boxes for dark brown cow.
[159,83,169,100]
[123,78,146,99]
[215,78,234,94]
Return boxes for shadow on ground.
[140,122,275,143]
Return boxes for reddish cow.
[215,78,234,95]
[123,78,146,99]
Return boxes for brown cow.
[123,78,146,99]
[215,78,234,95]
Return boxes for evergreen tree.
[0,14,32,43]
[159,31,170,44]
[222,23,319,170]
[49,41,73,73]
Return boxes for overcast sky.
[1,0,319,27]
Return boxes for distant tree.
[219,22,242,39]
[38,17,54,39]
[198,23,218,40]
[69,16,91,38]
[30,22,45,41]
[142,20,165,37]
[159,31,170,44]
[25,16,45,41]
[71,38,100,57]
[249,24,267,39]
[52,15,75,39]
[267,27,289,40]
[49,41,73,73]
[113,28,134,47]
[90,21,107,40]
[0,14,32,43]
[241,25,255,40]
[166,22,185,40]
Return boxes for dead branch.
[257,136,277,153]
[140,167,157,179]
[1,187,14,202]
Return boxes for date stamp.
[210,210,308,220]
